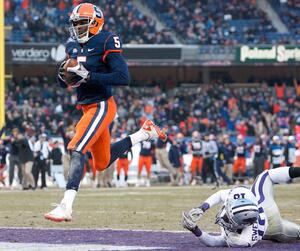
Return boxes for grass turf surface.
[0,184,299,231]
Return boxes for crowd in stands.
[1,107,299,189]
[4,0,174,44]
[271,0,300,40]
[114,81,300,138]
[146,0,280,45]
[5,0,300,45]
[1,78,300,189]
[4,78,300,139]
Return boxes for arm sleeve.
[90,34,129,86]
[192,227,227,247]
[268,166,290,183]
[198,232,227,247]
[90,52,130,86]
[57,75,68,89]
[203,189,231,208]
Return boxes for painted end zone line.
[0,243,170,251]
[1,228,300,251]
[0,226,187,233]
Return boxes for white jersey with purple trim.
[220,186,268,247]
[193,167,299,247]
[250,169,285,238]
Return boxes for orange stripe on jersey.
[102,49,123,62]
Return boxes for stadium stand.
[145,0,278,45]
[270,0,300,42]
[3,79,300,188]
[4,78,300,138]
[4,0,174,44]
[5,0,299,45]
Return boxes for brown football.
[63,58,80,86]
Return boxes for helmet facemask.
[215,206,240,232]
[217,199,259,232]
[69,17,97,44]
[69,3,104,44]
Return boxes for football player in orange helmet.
[69,3,104,44]
[45,3,167,222]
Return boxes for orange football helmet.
[69,3,104,44]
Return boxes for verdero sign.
[6,43,66,64]
[238,45,300,63]
[11,47,51,62]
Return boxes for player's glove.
[67,63,90,82]
[58,60,67,82]
[181,212,197,231]
[187,207,204,222]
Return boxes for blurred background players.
[253,136,269,179]
[8,128,22,189]
[285,135,296,167]
[233,135,248,184]
[33,133,50,189]
[116,134,133,188]
[97,162,115,188]
[137,140,154,187]
[270,135,285,169]
[15,131,35,190]
[223,135,235,179]
[50,141,63,172]
[168,133,183,186]
[215,135,232,186]
[0,140,8,187]
[189,131,203,186]
[155,126,177,185]
[202,134,219,186]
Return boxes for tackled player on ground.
[182,166,300,247]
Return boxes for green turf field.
[0,185,299,231]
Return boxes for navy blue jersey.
[253,143,268,158]
[219,142,236,163]
[61,31,129,104]
[156,138,166,149]
[140,141,153,156]
[156,137,172,149]
[218,143,229,162]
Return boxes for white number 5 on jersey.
[113,36,121,48]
